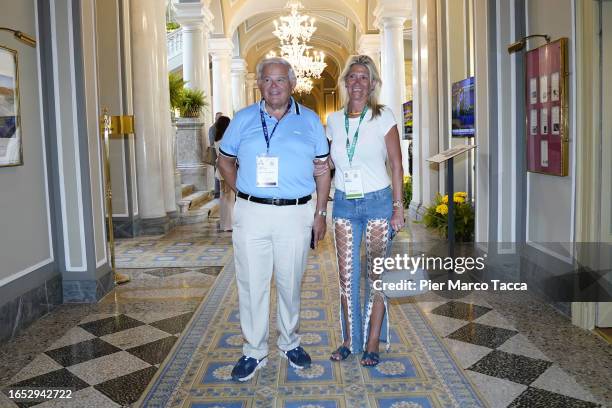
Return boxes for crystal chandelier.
[294,77,313,94]
[267,0,326,94]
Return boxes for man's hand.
[312,213,326,249]
[313,158,329,177]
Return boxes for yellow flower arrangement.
[436,204,448,215]
[442,193,468,204]
[422,192,474,241]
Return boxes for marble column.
[154,0,177,215]
[130,0,167,230]
[358,34,381,70]
[408,0,439,219]
[174,1,214,125]
[246,72,257,105]
[209,38,234,117]
[231,58,248,113]
[375,15,408,139]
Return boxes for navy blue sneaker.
[230,355,267,381]
[281,346,311,369]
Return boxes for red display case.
[525,38,569,176]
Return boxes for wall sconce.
[0,27,37,47]
[507,34,550,54]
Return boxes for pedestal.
[175,117,209,191]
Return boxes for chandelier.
[267,0,326,94]
[294,77,313,94]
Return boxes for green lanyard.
[344,106,368,166]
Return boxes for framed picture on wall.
[0,45,22,167]
[525,38,568,176]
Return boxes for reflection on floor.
[0,217,609,407]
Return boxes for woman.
[214,115,234,231]
[327,55,404,366]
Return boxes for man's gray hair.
[256,57,297,84]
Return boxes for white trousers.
[232,197,314,359]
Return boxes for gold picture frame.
[0,44,22,167]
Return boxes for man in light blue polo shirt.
[217,57,331,381]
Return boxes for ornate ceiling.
[201,0,410,78]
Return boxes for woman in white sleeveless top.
[327,55,404,366]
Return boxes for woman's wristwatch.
[392,200,403,210]
[317,209,327,217]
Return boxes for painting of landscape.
[0,46,21,166]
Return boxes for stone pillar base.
[140,215,172,235]
[112,217,141,238]
[63,268,114,303]
[177,164,209,191]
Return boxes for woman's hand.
[391,207,405,232]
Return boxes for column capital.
[174,2,214,33]
[231,58,248,74]
[246,72,257,81]
[357,34,381,55]
[373,0,410,29]
[209,37,234,59]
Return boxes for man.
[209,112,223,199]
[217,58,331,381]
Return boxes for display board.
[525,38,569,176]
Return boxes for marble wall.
[0,275,62,344]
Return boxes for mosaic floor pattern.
[140,241,486,408]
[115,231,233,268]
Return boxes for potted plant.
[166,21,180,31]
[178,88,207,118]
[422,192,475,241]
[169,73,186,118]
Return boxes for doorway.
[594,0,612,337]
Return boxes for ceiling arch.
[226,0,365,36]
[240,13,353,55]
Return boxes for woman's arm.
[384,125,405,232]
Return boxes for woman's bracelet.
[392,200,403,209]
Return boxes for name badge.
[256,155,279,187]
[344,167,364,199]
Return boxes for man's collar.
[259,97,300,117]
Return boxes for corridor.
[0,213,608,408]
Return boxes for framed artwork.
[525,38,568,176]
[0,45,22,167]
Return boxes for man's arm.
[312,165,331,248]
[217,154,238,192]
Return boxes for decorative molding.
[174,1,214,32]
[231,57,247,72]
[209,37,233,56]
[35,0,55,267]
[50,0,87,271]
[373,0,411,30]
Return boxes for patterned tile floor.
[0,216,610,407]
[139,247,485,408]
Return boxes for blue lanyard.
[259,99,292,154]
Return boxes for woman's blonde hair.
[338,55,384,118]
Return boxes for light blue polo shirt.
[219,98,329,199]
